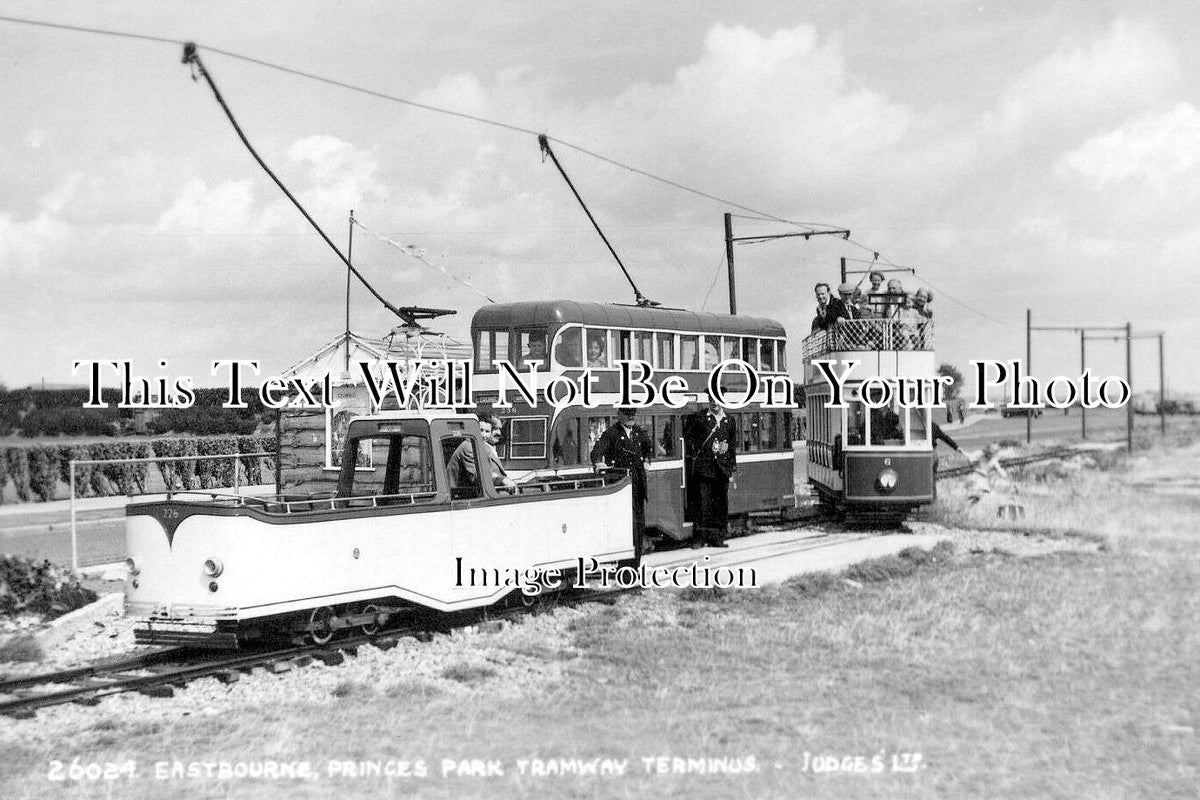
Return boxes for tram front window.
[519,330,549,370]
[847,402,867,446]
[870,405,906,446]
[555,329,582,368]
[909,407,929,444]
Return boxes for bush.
[0,435,275,503]
[0,555,98,616]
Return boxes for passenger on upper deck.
[867,270,886,299]
[839,282,873,319]
[586,333,608,367]
[881,278,907,319]
[911,288,933,320]
[811,282,850,332]
[524,335,548,366]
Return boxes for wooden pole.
[724,212,737,315]
[1159,333,1166,436]
[1079,329,1087,440]
[1026,309,1032,444]
[1126,322,1133,451]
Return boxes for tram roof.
[471,300,786,338]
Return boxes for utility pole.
[345,209,355,372]
[1126,322,1133,451]
[721,215,850,317]
[1026,309,1032,444]
[1158,333,1166,435]
[840,257,847,285]
[724,212,737,315]
[1080,329,1087,440]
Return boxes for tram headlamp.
[876,468,899,493]
[203,558,224,578]
[125,557,140,576]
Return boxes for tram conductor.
[590,408,653,556]
[684,398,737,548]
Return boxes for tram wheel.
[360,603,381,636]
[308,606,336,645]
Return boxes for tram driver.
[448,414,517,494]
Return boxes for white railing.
[802,318,934,362]
[68,452,272,571]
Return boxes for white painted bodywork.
[126,486,633,623]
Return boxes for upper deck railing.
[801,317,934,363]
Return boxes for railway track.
[0,582,645,719]
[0,523,856,719]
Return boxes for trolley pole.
[1079,329,1087,440]
[724,212,737,315]
[1026,309,1032,444]
[1126,322,1134,451]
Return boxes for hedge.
[0,435,275,504]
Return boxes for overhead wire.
[699,250,730,312]
[0,12,1015,329]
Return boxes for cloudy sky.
[1,1,1196,395]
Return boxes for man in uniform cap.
[683,396,737,548]
[591,407,653,557]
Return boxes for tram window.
[586,416,611,460]
[507,417,547,459]
[679,335,699,370]
[617,331,632,361]
[633,331,654,365]
[494,330,510,366]
[475,331,494,372]
[759,412,777,450]
[759,339,775,371]
[870,405,905,446]
[743,338,759,370]
[555,328,583,368]
[909,407,929,445]
[776,341,787,371]
[656,415,677,457]
[702,336,721,368]
[442,435,483,499]
[656,333,676,370]
[518,330,549,370]
[586,329,609,368]
[847,402,867,446]
[739,413,755,453]
[721,337,739,363]
[551,418,581,466]
[634,412,654,457]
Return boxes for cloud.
[989,18,1178,142]
[156,177,257,235]
[1057,102,1200,191]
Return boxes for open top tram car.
[802,316,937,523]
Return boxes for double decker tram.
[801,316,937,523]
[470,301,797,543]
